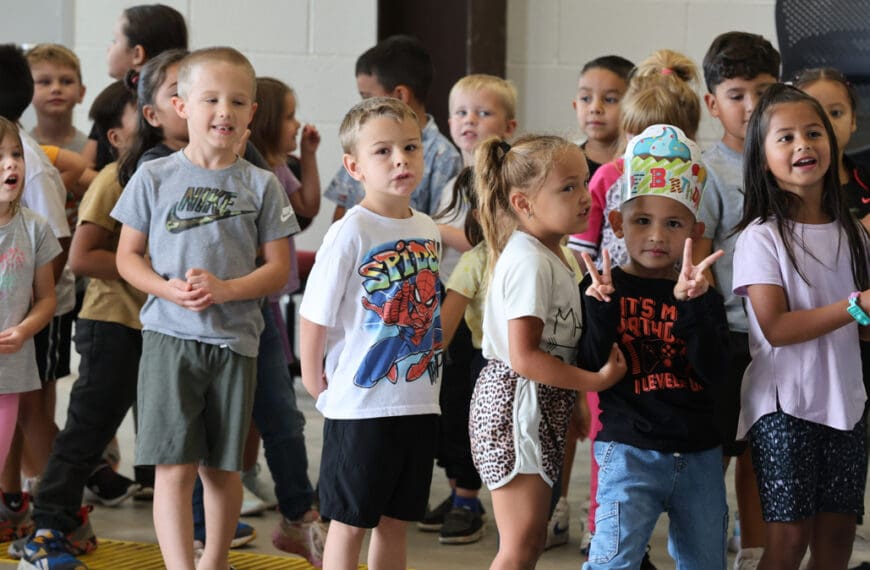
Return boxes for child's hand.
[234,128,252,157]
[300,125,320,155]
[573,395,591,441]
[0,326,27,354]
[165,277,213,311]
[594,343,627,390]
[582,249,615,302]
[185,268,232,307]
[674,238,724,301]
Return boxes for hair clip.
[661,67,674,76]
[496,140,512,165]
[124,69,140,92]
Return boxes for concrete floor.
[52,365,870,569]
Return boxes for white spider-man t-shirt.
[300,205,443,420]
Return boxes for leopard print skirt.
[469,359,576,490]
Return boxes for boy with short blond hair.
[696,31,780,569]
[112,46,297,570]
[300,96,443,570]
[26,44,87,152]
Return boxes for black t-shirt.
[844,155,870,220]
[578,267,730,452]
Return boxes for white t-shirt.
[482,231,583,367]
[19,130,75,315]
[733,219,867,437]
[299,206,443,419]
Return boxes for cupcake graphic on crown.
[623,124,707,216]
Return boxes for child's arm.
[184,238,291,305]
[508,317,625,392]
[290,125,321,220]
[437,225,472,253]
[441,290,472,347]
[69,222,120,280]
[116,225,212,310]
[0,263,56,354]
[299,316,328,398]
[47,147,88,199]
[747,285,870,346]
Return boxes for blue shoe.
[193,521,256,549]
[17,530,88,569]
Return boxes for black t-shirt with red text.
[579,267,730,452]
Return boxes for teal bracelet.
[848,292,870,326]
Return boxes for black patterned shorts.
[749,410,867,522]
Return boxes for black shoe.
[641,545,658,570]
[84,463,140,507]
[417,495,453,532]
[439,506,485,545]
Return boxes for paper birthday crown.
[623,124,707,217]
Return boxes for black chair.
[775,0,870,152]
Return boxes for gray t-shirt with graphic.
[111,151,298,356]
[698,141,747,333]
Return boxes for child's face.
[612,196,697,279]
[519,146,590,240]
[572,68,626,144]
[144,63,188,150]
[448,88,516,157]
[343,116,423,200]
[801,79,856,158]
[30,62,85,117]
[280,91,301,155]
[0,134,24,211]
[763,101,831,197]
[107,15,137,80]
[174,62,257,157]
[705,74,777,151]
[109,102,139,156]
[356,73,393,100]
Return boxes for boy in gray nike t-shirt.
[112,47,297,569]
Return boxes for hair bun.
[124,69,140,93]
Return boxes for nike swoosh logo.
[553,522,569,535]
[280,206,294,222]
[165,206,257,233]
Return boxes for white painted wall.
[13,0,777,247]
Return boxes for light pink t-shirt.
[733,219,867,437]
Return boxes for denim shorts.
[583,441,727,570]
[750,411,867,522]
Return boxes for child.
[0,44,71,532]
[733,83,870,570]
[580,124,730,570]
[572,55,635,175]
[299,97,442,570]
[554,54,633,550]
[323,34,461,220]
[15,80,141,570]
[794,67,870,229]
[0,117,60,540]
[25,44,87,153]
[112,47,295,570]
[84,3,187,172]
[468,135,625,568]
[696,31,780,569]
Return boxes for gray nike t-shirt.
[111,150,299,356]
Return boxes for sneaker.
[544,497,570,550]
[580,529,593,557]
[10,507,97,560]
[1,492,34,542]
[734,547,763,570]
[271,509,325,567]
[82,464,140,507]
[439,507,485,545]
[417,494,453,532]
[641,545,658,570]
[16,530,88,569]
[240,465,277,516]
[193,521,257,550]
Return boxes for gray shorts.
[136,331,256,471]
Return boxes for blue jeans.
[194,305,313,532]
[583,442,727,570]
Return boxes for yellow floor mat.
[0,538,348,569]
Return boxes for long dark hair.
[118,49,187,186]
[736,83,869,289]
[434,167,483,247]
[122,4,188,59]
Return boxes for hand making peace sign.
[673,238,724,301]
[581,249,615,303]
